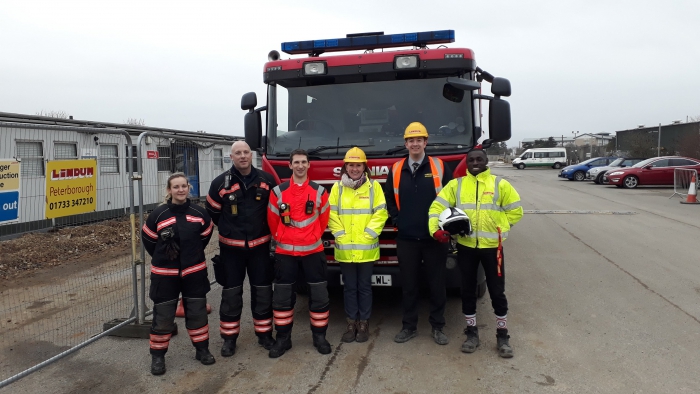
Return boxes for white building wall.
[1,125,237,228]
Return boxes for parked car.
[586,157,647,184]
[512,148,567,169]
[602,156,700,188]
[558,157,619,181]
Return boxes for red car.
[603,156,700,188]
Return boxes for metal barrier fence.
[0,125,236,388]
[669,168,698,200]
[0,123,139,387]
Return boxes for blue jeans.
[339,262,374,320]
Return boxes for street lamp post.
[657,123,661,157]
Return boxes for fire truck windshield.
[267,78,474,157]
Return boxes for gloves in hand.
[433,230,451,244]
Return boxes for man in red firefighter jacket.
[266,149,332,358]
[206,141,278,357]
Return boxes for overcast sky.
[1,0,699,145]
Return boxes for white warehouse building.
[0,112,247,238]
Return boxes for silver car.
[586,157,648,184]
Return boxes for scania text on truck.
[240,30,512,294]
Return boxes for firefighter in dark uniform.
[266,149,332,358]
[142,173,215,376]
[384,122,454,345]
[206,141,278,357]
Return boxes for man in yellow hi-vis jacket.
[429,147,523,358]
[328,147,388,344]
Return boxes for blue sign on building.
[0,191,20,223]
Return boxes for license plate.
[340,274,392,286]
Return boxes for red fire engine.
[241,30,512,295]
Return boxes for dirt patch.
[0,218,135,283]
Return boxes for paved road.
[4,166,700,393]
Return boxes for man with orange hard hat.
[384,122,453,345]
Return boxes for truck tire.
[553,162,562,169]
[517,163,525,170]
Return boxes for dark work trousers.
[273,252,329,334]
[457,245,508,317]
[339,262,374,321]
[219,243,274,338]
[396,238,448,331]
[149,272,211,355]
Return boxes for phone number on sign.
[48,197,94,210]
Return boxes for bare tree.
[688,115,700,122]
[36,110,68,119]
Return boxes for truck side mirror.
[488,98,511,142]
[242,92,262,149]
[241,92,257,110]
[491,77,511,97]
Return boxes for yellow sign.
[0,160,20,191]
[45,159,98,219]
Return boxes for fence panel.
[0,124,138,387]
[669,168,698,199]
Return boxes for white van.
[512,148,567,169]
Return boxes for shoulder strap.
[391,158,407,211]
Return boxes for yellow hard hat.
[344,147,367,163]
[404,122,429,139]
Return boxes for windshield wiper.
[385,142,470,155]
[307,144,373,155]
[385,145,407,155]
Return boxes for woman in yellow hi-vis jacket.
[429,148,523,358]
[328,147,388,344]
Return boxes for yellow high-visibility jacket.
[328,179,388,263]
[429,168,523,248]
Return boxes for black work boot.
[269,332,292,358]
[496,329,513,358]
[312,332,332,355]
[150,354,166,376]
[220,338,237,357]
[461,326,480,353]
[257,333,275,350]
[356,320,369,343]
[341,318,357,343]
[195,347,216,365]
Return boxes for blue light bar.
[281,30,455,55]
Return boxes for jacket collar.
[167,199,191,213]
[466,167,492,182]
[231,166,257,179]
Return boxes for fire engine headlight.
[394,55,419,69]
[303,61,327,75]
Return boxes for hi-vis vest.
[391,157,445,211]
[328,179,388,263]
[428,168,523,249]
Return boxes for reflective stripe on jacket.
[267,179,330,256]
[141,200,213,275]
[205,166,276,249]
[328,179,388,263]
[391,156,444,211]
[428,168,523,248]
